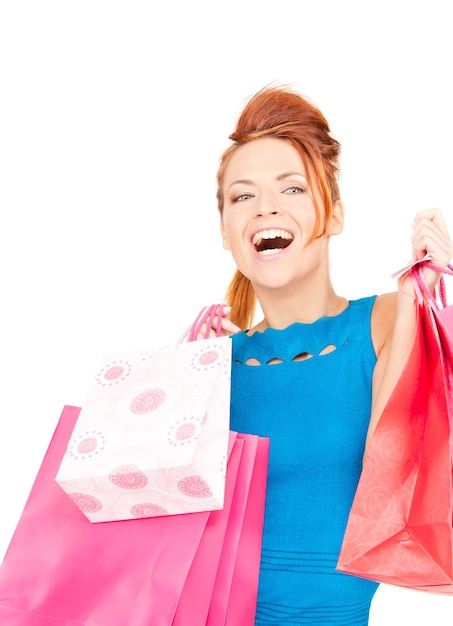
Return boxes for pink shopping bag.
[0,406,269,625]
[171,433,243,626]
[207,433,263,626]
[172,433,269,626]
[225,433,269,625]
[0,406,210,626]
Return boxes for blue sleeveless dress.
[230,297,380,625]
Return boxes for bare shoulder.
[370,291,398,357]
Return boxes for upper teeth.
[252,229,293,246]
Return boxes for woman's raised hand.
[399,208,453,294]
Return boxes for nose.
[254,193,281,217]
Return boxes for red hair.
[217,85,342,330]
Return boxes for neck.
[252,278,347,332]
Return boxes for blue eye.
[284,186,304,194]
[232,193,253,203]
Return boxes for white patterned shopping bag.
[56,337,231,522]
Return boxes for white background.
[1,1,452,623]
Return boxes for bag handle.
[410,261,453,310]
[186,304,226,342]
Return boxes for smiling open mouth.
[252,229,294,255]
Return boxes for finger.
[220,317,242,335]
[207,315,242,336]
[196,324,216,341]
[411,213,453,265]
[411,222,443,255]
[196,316,241,340]
[412,229,453,266]
[412,208,451,239]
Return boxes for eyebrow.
[227,171,307,191]
[276,171,307,181]
[227,178,254,189]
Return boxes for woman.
[199,86,452,625]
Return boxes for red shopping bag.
[0,406,269,625]
[337,262,453,593]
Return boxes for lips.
[251,229,294,255]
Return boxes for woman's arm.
[366,208,453,449]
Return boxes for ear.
[220,219,231,250]
[326,200,344,236]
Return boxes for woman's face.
[220,137,343,294]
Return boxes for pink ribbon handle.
[188,304,226,342]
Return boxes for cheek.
[299,203,323,241]
[220,216,229,249]
[220,213,240,250]
[222,229,231,250]
[222,224,249,264]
